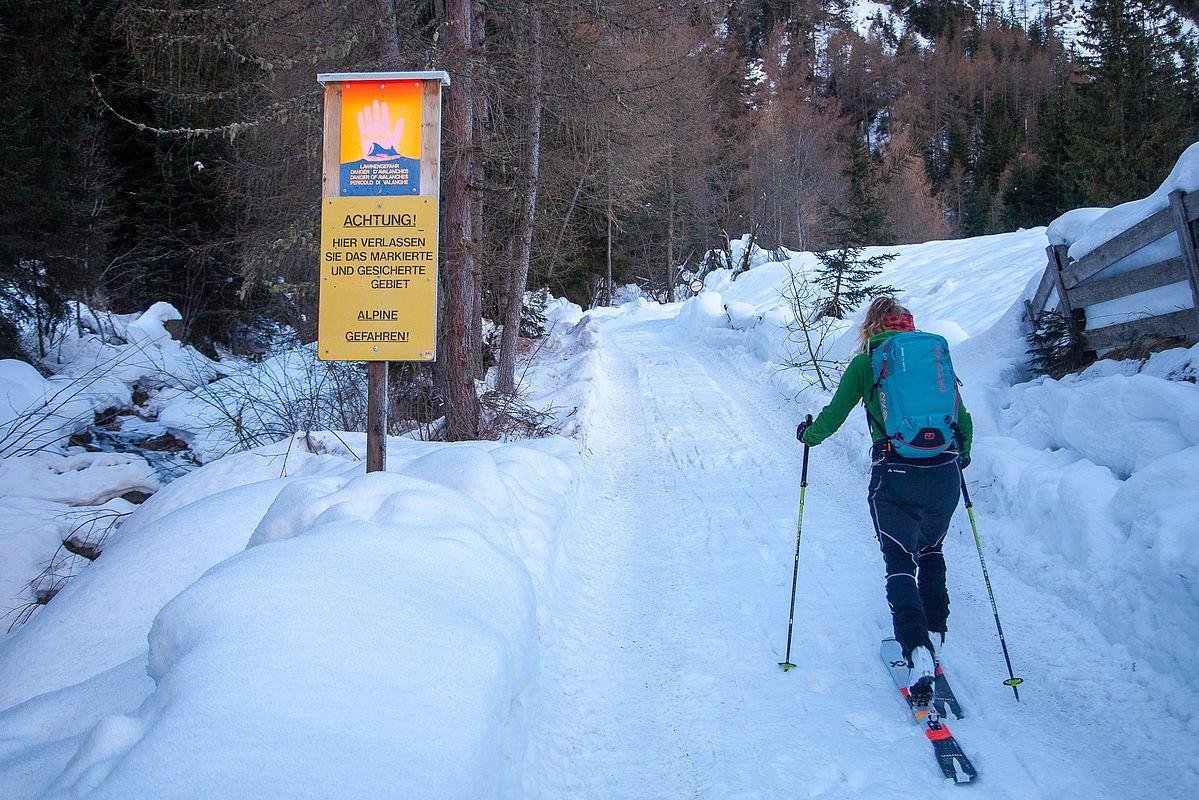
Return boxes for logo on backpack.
[869,332,960,458]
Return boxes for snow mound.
[677,290,729,331]
[36,472,539,799]
[125,302,183,348]
[0,429,579,799]
[0,359,94,456]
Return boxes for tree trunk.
[605,137,613,307]
[468,0,486,382]
[497,7,543,396]
[374,0,400,60]
[438,0,481,440]
[666,144,676,303]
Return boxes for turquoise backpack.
[868,331,960,458]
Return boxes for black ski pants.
[867,451,962,658]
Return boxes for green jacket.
[800,330,973,461]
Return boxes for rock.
[94,407,121,428]
[68,430,94,448]
[140,433,189,452]
[63,536,103,561]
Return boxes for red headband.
[883,311,915,332]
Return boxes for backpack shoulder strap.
[863,339,889,439]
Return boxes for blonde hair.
[857,296,911,352]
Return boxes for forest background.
[2,0,1197,439]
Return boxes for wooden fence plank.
[1183,190,1199,224]
[1067,257,1190,308]
[1028,248,1058,322]
[1168,190,1199,321]
[1064,207,1174,288]
[1081,308,1197,351]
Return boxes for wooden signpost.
[317,71,449,472]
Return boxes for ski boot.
[907,645,937,706]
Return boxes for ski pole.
[960,476,1024,701]
[779,414,812,672]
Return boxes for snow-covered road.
[527,313,1189,798]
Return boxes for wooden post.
[1049,242,1092,357]
[321,82,342,198]
[367,361,388,472]
[1049,244,1074,316]
[1029,247,1060,329]
[1168,189,1199,328]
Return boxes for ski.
[881,638,978,784]
[933,662,965,720]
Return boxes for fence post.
[1168,189,1199,330]
[1049,244,1074,316]
[1048,243,1093,355]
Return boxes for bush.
[1026,309,1092,379]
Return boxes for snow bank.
[511,308,604,440]
[125,302,182,348]
[676,289,729,331]
[0,424,579,799]
[41,472,538,799]
[0,359,94,456]
[1046,207,1109,247]
[0,431,160,614]
[0,451,158,506]
[972,343,1199,679]
[1,312,193,621]
[38,302,222,415]
[677,228,1052,400]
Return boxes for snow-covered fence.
[1028,188,1199,351]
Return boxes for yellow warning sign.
[318,195,438,361]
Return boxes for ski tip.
[778,661,796,672]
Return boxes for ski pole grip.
[959,475,972,508]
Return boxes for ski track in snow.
[527,314,1195,799]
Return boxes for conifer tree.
[813,246,898,319]
[1025,309,1091,378]
[0,3,104,342]
[815,134,897,319]
[1001,89,1075,228]
[1068,0,1198,205]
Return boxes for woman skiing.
[796,296,972,700]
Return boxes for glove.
[796,419,813,443]
[959,453,971,469]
